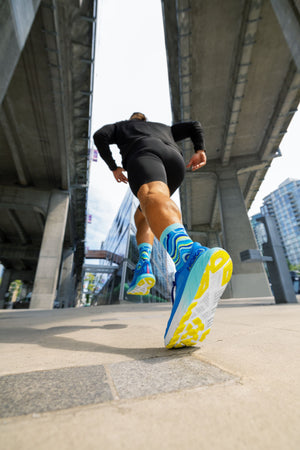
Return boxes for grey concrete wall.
[30,191,69,309]
[57,248,75,308]
[0,269,11,308]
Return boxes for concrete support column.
[30,191,69,309]
[57,248,75,308]
[218,169,272,298]
[0,269,11,309]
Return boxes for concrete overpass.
[1,0,299,308]
[0,0,96,308]
[162,0,300,297]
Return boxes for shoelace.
[171,281,176,305]
[187,247,205,271]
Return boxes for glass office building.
[94,189,174,304]
[260,178,300,266]
[250,213,268,253]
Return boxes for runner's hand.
[113,167,128,183]
[186,150,207,171]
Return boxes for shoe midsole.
[164,248,231,343]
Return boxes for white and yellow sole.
[127,275,156,295]
[165,249,233,348]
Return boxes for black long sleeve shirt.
[93,119,205,171]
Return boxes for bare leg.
[137,181,182,239]
[128,205,156,296]
[134,207,154,246]
[136,182,233,351]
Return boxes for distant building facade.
[250,213,268,253]
[93,189,173,304]
[252,178,300,266]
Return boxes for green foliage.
[84,273,96,292]
[288,261,300,272]
[8,280,22,302]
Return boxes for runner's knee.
[137,181,170,204]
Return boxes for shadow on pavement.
[0,324,196,360]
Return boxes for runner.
[93,112,232,348]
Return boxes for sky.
[86,0,172,249]
[85,0,300,251]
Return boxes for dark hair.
[130,112,147,121]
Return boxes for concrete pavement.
[0,298,299,449]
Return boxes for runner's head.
[130,112,147,121]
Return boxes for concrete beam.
[0,99,30,185]
[85,250,123,264]
[258,67,300,161]
[245,68,300,209]
[0,228,7,243]
[0,0,41,105]
[7,210,30,245]
[40,0,70,191]
[270,0,300,71]
[0,245,40,261]
[185,154,271,177]
[9,270,35,282]
[161,0,181,122]
[0,185,50,216]
[221,0,263,165]
[83,264,117,274]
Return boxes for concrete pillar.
[30,191,69,309]
[0,0,41,104]
[0,269,11,308]
[57,248,75,308]
[75,280,83,307]
[218,169,272,298]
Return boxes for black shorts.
[125,139,186,197]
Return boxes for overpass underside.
[0,0,96,308]
[162,0,300,297]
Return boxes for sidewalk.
[0,298,299,450]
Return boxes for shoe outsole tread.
[127,275,156,295]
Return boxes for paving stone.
[0,355,237,419]
[0,365,113,418]
[109,355,236,399]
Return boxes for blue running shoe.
[127,261,156,295]
[164,242,233,348]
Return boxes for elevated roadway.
[1,0,299,307]
[0,0,96,308]
[162,0,300,297]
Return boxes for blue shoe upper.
[129,260,154,289]
[165,242,208,337]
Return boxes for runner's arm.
[171,121,206,152]
[93,124,118,171]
